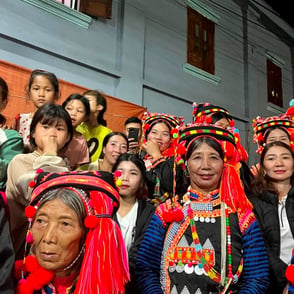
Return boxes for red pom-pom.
[229,120,235,127]
[187,208,193,218]
[224,142,235,158]
[172,209,184,222]
[36,168,43,174]
[144,124,150,130]
[286,106,294,116]
[176,144,186,155]
[162,208,184,223]
[25,255,39,273]
[286,265,294,284]
[113,201,118,207]
[206,117,213,124]
[17,278,27,285]
[257,133,264,142]
[26,232,34,244]
[14,260,25,280]
[84,215,99,229]
[29,181,36,188]
[113,170,122,177]
[25,206,36,218]
[162,211,174,223]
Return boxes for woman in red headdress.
[136,123,270,293]
[14,170,129,294]
[140,112,185,206]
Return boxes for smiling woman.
[136,123,270,293]
[249,141,294,293]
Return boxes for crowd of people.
[1,69,294,293]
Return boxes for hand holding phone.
[128,127,139,142]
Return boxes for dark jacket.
[249,186,294,294]
[114,199,155,293]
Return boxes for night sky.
[263,1,293,28]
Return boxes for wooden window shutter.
[187,7,215,75]
[267,59,283,107]
[79,0,112,18]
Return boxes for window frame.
[266,51,284,109]
[183,0,221,85]
[21,0,112,28]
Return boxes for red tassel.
[220,164,252,212]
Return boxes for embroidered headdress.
[141,111,184,157]
[192,102,248,161]
[192,102,234,126]
[15,170,129,294]
[174,123,252,212]
[252,114,294,154]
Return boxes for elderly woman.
[14,170,129,294]
[136,124,270,293]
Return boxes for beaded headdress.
[141,111,184,157]
[252,114,294,154]
[192,102,234,126]
[142,111,184,137]
[15,170,129,294]
[174,123,252,212]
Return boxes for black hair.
[30,104,73,149]
[210,112,231,124]
[83,90,107,126]
[103,131,128,148]
[251,141,294,196]
[62,93,90,117]
[124,116,142,127]
[263,126,290,143]
[112,153,147,200]
[145,120,171,138]
[186,136,224,161]
[0,76,8,126]
[27,69,60,100]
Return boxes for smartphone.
[128,127,139,142]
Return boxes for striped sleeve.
[239,219,270,294]
[136,214,165,294]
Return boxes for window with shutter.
[267,59,283,108]
[187,6,215,75]
[79,0,112,18]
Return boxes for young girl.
[13,69,60,152]
[112,153,155,293]
[61,93,90,170]
[6,103,73,259]
[76,90,111,162]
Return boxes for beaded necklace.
[184,186,242,293]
